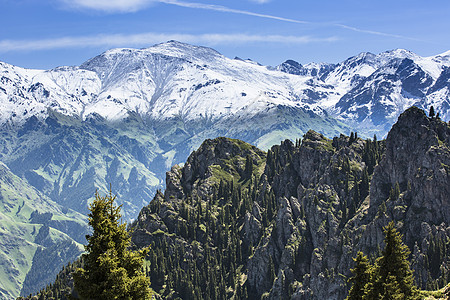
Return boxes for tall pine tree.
[73,189,152,299]
[346,252,371,300]
[365,222,418,299]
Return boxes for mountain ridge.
[128,106,449,299]
[16,106,450,300]
[0,162,88,299]
[1,42,450,298]
[2,41,450,138]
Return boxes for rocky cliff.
[131,107,449,299]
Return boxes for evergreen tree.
[350,132,355,144]
[389,182,400,201]
[268,256,276,286]
[244,154,253,179]
[360,168,370,201]
[365,222,418,299]
[346,252,372,300]
[73,189,152,300]
[429,106,435,118]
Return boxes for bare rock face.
[357,106,450,288]
[131,107,449,299]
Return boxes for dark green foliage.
[139,171,271,300]
[424,234,449,290]
[362,136,382,175]
[359,167,370,201]
[244,155,253,179]
[73,190,152,299]
[358,222,418,300]
[389,182,401,201]
[430,106,435,118]
[350,132,355,144]
[346,252,371,300]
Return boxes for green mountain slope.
[0,112,161,221]
[0,95,348,297]
[23,107,449,300]
[0,162,88,299]
[0,106,347,223]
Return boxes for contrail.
[335,24,421,41]
[157,0,417,41]
[62,0,419,41]
[157,0,310,24]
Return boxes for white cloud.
[60,0,153,12]
[249,0,272,3]
[0,32,338,52]
[59,0,308,24]
[57,0,415,40]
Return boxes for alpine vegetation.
[25,107,450,299]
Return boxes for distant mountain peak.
[1,41,450,137]
[382,48,417,58]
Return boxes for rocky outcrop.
[131,107,449,299]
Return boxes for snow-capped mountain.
[2,41,449,138]
[0,41,329,127]
[1,40,449,220]
[0,40,350,222]
[0,42,349,297]
[1,41,450,297]
[278,48,450,135]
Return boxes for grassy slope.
[0,162,86,299]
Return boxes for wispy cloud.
[60,0,152,12]
[59,0,416,41]
[335,24,421,41]
[0,33,338,53]
[159,0,310,24]
[160,0,416,40]
[61,0,309,23]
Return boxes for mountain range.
[24,106,450,300]
[1,41,450,298]
[129,106,449,299]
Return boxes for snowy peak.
[1,41,450,138]
[379,49,445,80]
[147,40,223,63]
[341,51,378,68]
[75,41,325,124]
[274,47,450,136]
[81,40,224,77]
[277,59,304,75]
[379,48,417,60]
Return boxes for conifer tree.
[268,256,276,286]
[244,154,253,179]
[73,189,152,300]
[349,132,355,144]
[346,252,371,300]
[365,222,418,299]
[429,106,435,118]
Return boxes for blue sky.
[1,0,449,69]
